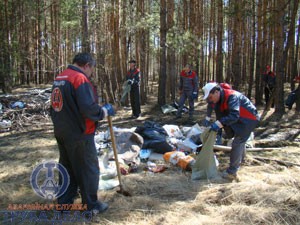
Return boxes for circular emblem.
[51,87,63,112]
[30,161,70,200]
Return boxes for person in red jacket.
[202,82,260,180]
[176,64,198,121]
[50,53,114,214]
[126,60,141,118]
[262,65,276,107]
[202,83,233,144]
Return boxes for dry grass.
[92,160,300,225]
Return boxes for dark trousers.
[264,86,274,107]
[227,120,258,174]
[177,91,194,117]
[130,86,141,117]
[56,136,100,210]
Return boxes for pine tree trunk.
[283,0,299,76]
[82,0,90,52]
[166,0,175,102]
[0,0,12,93]
[273,0,286,115]
[158,0,167,106]
[216,0,223,82]
[231,0,241,90]
[247,0,256,99]
[255,0,263,105]
[137,0,147,104]
[292,16,300,91]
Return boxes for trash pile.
[0,88,52,132]
[95,120,223,190]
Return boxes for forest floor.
[1,85,300,225]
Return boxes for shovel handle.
[107,115,123,188]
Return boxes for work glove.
[192,92,198,100]
[102,103,115,117]
[202,117,211,127]
[127,79,133,85]
[210,121,223,132]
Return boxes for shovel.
[107,115,131,197]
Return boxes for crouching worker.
[202,82,260,180]
[202,82,233,144]
[50,52,115,214]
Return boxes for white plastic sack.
[0,120,12,129]
[185,123,204,138]
[177,138,201,152]
[99,178,119,190]
[163,124,183,138]
[161,104,177,114]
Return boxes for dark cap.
[128,59,136,64]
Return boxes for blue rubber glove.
[202,118,211,127]
[210,122,221,132]
[192,92,198,100]
[102,104,115,116]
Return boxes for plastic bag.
[163,124,183,138]
[10,101,25,109]
[191,129,218,180]
[163,151,195,170]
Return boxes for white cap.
[202,82,218,100]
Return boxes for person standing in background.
[262,65,276,108]
[126,60,141,119]
[176,64,198,121]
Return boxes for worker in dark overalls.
[126,60,141,118]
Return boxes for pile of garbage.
[0,88,51,132]
[94,120,222,190]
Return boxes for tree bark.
[82,0,90,52]
[137,0,147,104]
[216,0,223,82]
[166,0,175,102]
[292,16,300,91]
[0,0,12,93]
[282,0,299,89]
[273,0,286,115]
[247,0,256,99]
[231,0,241,90]
[158,0,167,106]
[255,0,263,105]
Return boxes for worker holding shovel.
[50,53,115,215]
[202,82,260,180]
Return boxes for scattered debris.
[213,145,282,152]
[0,88,51,131]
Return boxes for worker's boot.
[221,171,239,181]
[92,202,109,215]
